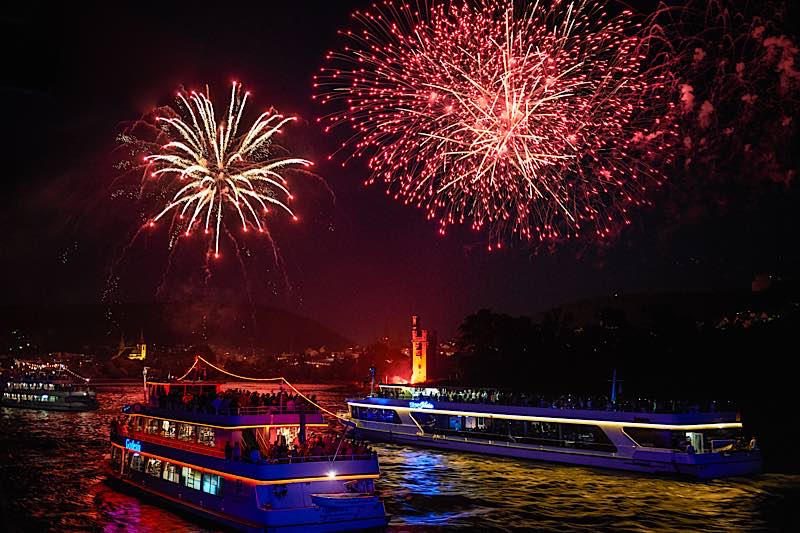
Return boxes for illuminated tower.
[410,315,427,384]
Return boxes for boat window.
[177,423,197,442]
[161,420,177,439]
[198,426,215,447]
[145,458,162,477]
[182,467,202,490]
[412,414,616,452]
[202,473,223,496]
[624,428,685,449]
[351,406,402,424]
[129,453,144,471]
[111,447,122,468]
[624,427,743,453]
[162,462,180,483]
[145,418,160,435]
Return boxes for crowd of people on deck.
[377,387,732,414]
[110,416,130,437]
[152,386,319,415]
[224,432,374,464]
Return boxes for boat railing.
[266,452,376,464]
[376,391,733,415]
[220,405,320,417]
[143,402,320,417]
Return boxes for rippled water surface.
[1,386,797,532]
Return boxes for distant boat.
[107,372,388,532]
[347,384,762,479]
[1,360,98,412]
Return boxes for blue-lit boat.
[347,384,762,479]
[108,374,388,532]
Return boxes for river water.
[0,385,797,532]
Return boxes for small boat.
[1,359,98,412]
[107,358,389,532]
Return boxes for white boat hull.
[355,425,761,478]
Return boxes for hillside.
[0,302,352,355]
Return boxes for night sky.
[1,1,797,343]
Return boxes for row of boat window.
[3,392,58,402]
[113,447,223,496]
[624,427,742,452]
[350,407,616,452]
[351,407,744,453]
[5,382,57,390]
[350,406,402,424]
[133,417,216,447]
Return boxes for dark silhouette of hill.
[533,286,792,327]
[0,302,351,355]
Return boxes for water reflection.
[0,386,797,532]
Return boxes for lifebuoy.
[132,403,142,413]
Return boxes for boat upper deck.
[137,380,325,427]
[358,385,741,426]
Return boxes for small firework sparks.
[666,0,799,188]
[142,82,311,258]
[315,0,676,248]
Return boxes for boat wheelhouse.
[108,377,388,532]
[1,360,98,412]
[346,384,762,479]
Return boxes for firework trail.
[127,82,312,259]
[315,0,677,248]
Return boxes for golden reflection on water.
[376,443,797,532]
[1,386,797,532]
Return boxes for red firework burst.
[315,0,677,247]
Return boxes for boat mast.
[610,368,617,406]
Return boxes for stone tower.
[410,315,427,384]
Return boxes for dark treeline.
[450,287,799,472]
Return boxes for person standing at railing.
[249,447,260,463]
[232,441,241,461]
[225,441,233,460]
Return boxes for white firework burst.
[146,82,311,258]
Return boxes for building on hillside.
[114,332,147,361]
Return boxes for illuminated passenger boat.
[347,385,762,479]
[108,375,388,532]
[1,360,98,412]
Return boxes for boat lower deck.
[354,425,761,478]
[107,465,389,533]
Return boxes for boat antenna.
[369,366,376,397]
[609,368,623,406]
